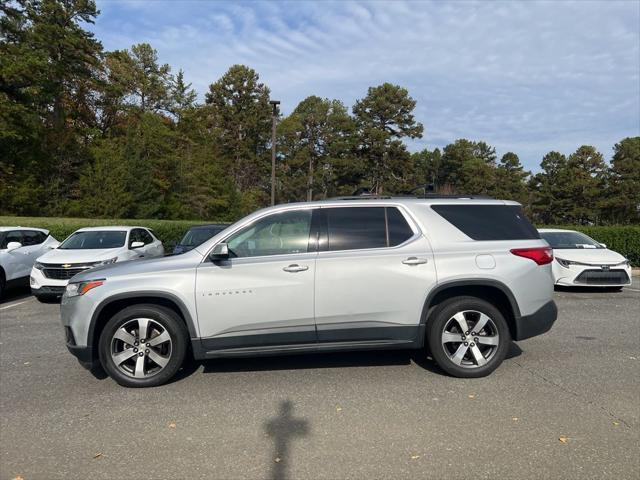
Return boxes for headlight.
[34,261,44,270]
[65,280,105,297]
[96,257,117,266]
[556,258,574,268]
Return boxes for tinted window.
[432,205,539,240]
[539,231,603,249]
[227,210,312,258]
[60,231,127,249]
[140,229,154,245]
[22,230,47,246]
[326,207,387,251]
[1,231,23,249]
[180,226,226,247]
[387,208,414,246]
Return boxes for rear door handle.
[402,257,428,265]
[283,264,309,273]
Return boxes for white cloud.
[93,0,640,170]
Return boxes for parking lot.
[1,281,639,480]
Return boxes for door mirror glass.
[131,241,145,249]
[600,243,607,248]
[210,242,229,259]
[6,241,22,251]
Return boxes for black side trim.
[513,300,557,341]
[200,328,316,351]
[317,324,420,344]
[89,291,199,343]
[32,285,65,296]
[192,339,415,360]
[66,344,95,369]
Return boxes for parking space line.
[624,287,640,292]
[0,298,33,311]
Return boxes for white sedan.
[30,226,164,301]
[538,228,632,290]
[1,227,59,297]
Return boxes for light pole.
[270,100,280,206]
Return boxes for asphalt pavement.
[1,280,639,480]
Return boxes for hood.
[553,248,626,265]
[37,248,122,264]
[71,248,202,282]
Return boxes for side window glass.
[22,230,46,246]
[226,210,312,258]
[129,229,141,247]
[387,208,414,246]
[2,231,23,248]
[326,207,387,251]
[141,230,154,244]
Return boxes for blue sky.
[91,0,640,171]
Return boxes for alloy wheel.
[110,317,172,378]
[441,310,500,368]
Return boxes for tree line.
[1,0,639,224]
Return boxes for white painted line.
[0,298,33,311]
[624,287,640,292]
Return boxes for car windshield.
[179,227,225,247]
[540,231,603,249]
[59,231,127,249]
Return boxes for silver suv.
[61,197,557,387]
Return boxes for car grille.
[41,263,94,280]
[574,269,630,285]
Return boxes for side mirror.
[600,243,607,249]
[210,243,229,260]
[131,241,145,249]
[7,242,22,251]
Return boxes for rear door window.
[431,205,539,240]
[323,207,415,251]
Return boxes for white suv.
[32,226,164,301]
[61,197,557,387]
[0,227,59,297]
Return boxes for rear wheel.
[427,296,511,378]
[99,304,188,387]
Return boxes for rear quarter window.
[432,205,540,240]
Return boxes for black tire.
[0,272,5,300]
[99,304,188,388]
[603,286,623,292]
[427,296,511,378]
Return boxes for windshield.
[540,231,603,249]
[179,227,225,247]
[60,231,127,249]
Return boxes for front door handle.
[402,256,428,265]
[283,264,309,273]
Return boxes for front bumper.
[552,261,632,287]
[513,300,557,341]
[30,266,69,292]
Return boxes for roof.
[273,197,521,209]
[0,226,49,233]
[74,226,146,232]
[538,228,576,233]
[188,223,230,229]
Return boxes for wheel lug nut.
[470,342,475,347]
[133,348,138,353]
[471,332,476,336]
[461,336,466,341]
[465,331,469,335]
[464,342,469,346]
[145,349,150,354]
[140,339,146,343]
[474,337,479,342]
[138,352,144,357]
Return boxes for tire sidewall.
[427,296,511,378]
[99,304,188,388]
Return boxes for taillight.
[510,247,553,265]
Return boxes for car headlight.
[96,257,117,266]
[65,279,105,297]
[34,261,44,270]
[556,257,574,268]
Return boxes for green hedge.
[2,216,638,266]
[0,216,223,248]
[542,225,640,267]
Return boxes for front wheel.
[427,296,511,378]
[99,304,188,387]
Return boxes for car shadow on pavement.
[0,283,31,304]
[264,400,310,480]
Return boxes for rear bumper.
[514,300,557,341]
